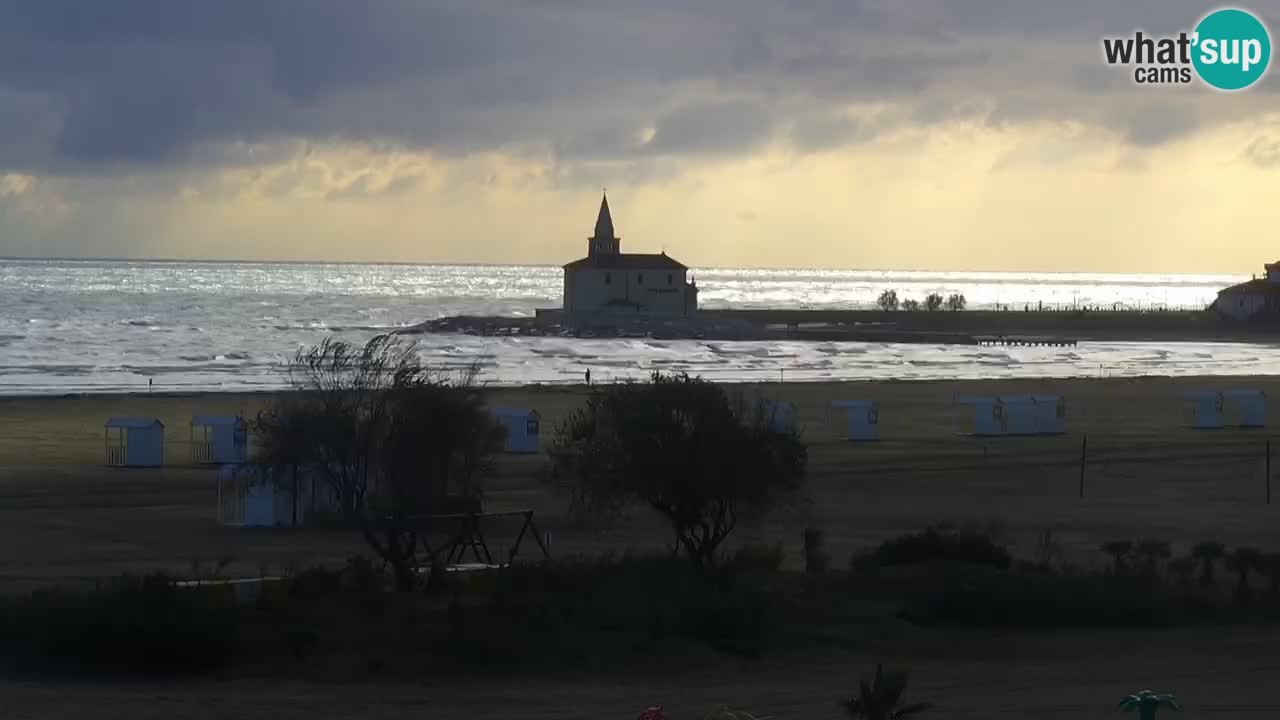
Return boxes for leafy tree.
[901,299,921,312]
[254,335,504,591]
[1118,690,1180,720]
[876,289,899,312]
[945,293,967,311]
[923,293,944,312]
[1228,546,1264,604]
[1100,540,1133,575]
[1191,541,1225,587]
[842,664,933,720]
[549,372,807,572]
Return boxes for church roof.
[564,252,688,270]
[592,193,616,241]
[1219,279,1280,296]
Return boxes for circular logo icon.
[1192,8,1272,91]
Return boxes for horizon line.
[0,254,1253,277]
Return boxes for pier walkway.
[975,335,1078,347]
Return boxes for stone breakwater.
[395,313,779,340]
[396,308,1269,345]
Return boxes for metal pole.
[1268,439,1272,505]
[1079,433,1088,499]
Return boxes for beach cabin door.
[1185,392,1225,429]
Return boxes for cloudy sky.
[0,0,1278,272]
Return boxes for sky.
[1,1,1279,273]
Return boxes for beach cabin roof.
[492,407,539,418]
[191,415,244,426]
[105,417,164,429]
[562,253,687,271]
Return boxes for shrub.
[851,527,1012,574]
[731,542,785,576]
[901,566,1214,628]
[0,574,239,674]
[804,527,830,575]
[471,553,777,660]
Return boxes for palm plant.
[1118,690,1179,720]
[1134,539,1171,576]
[842,664,933,720]
[1166,556,1196,588]
[1101,540,1134,575]
[1191,542,1226,587]
[1228,547,1264,604]
[1262,553,1280,601]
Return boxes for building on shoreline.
[561,193,698,318]
[1212,261,1280,321]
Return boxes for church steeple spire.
[588,190,620,256]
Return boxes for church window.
[637,273,644,285]
[605,272,611,285]
[667,273,673,285]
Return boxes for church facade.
[562,194,698,318]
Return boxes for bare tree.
[924,293,944,312]
[254,335,504,591]
[945,293,967,311]
[901,299,921,312]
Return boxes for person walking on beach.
[585,368,591,386]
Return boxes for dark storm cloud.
[0,0,1268,176]
[645,100,775,155]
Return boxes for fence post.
[1268,439,1272,505]
[1079,433,1088,499]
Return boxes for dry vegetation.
[4,375,1280,718]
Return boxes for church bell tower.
[587,191,621,257]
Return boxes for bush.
[851,527,1012,574]
[0,574,240,674]
[730,542,785,576]
[472,553,778,661]
[901,566,1215,628]
[804,527,830,575]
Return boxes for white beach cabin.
[104,417,165,467]
[759,400,798,434]
[956,396,1006,436]
[190,415,249,464]
[217,464,339,527]
[1184,391,1226,429]
[1223,389,1266,428]
[998,395,1039,436]
[830,400,880,441]
[493,408,541,454]
[1032,395,1066,435]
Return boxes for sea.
[0,258,1270,395]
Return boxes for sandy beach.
[3,374,1280,587]
[4,374,1280,718]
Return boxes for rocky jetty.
[395,313,781,341]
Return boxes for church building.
[562,194,697,318]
